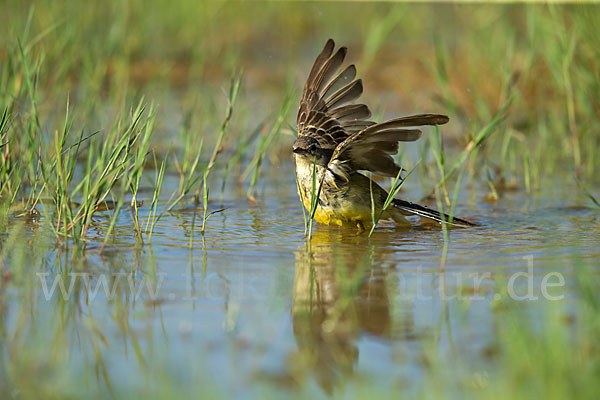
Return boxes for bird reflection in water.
[290,227,415,393]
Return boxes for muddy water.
[4,161,600,397]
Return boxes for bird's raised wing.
[296,39,375,151]
[328,114,449,181]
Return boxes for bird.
[292,38,475,231]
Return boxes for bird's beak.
[293,147,304,154]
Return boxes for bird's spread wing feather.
[296,39,374,150]
[328,114,449,180]
[297,39,450,180]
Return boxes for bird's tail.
[392,198,477,227]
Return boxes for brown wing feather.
[296,39,374,150]
[297,39,450,178]
[330,104,371,121]
[329,115,449,179]
[322,65,356,100]
[360,114,449,133]
[311,47,347,95]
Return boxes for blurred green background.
[2,1,599,183]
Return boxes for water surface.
[3,161,599,398]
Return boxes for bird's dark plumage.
[294,39,476,228]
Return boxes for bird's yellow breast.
[294,154,387,227]
[299,192,344,226]
[295,155,344,226]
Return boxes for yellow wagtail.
[293,39,475,231]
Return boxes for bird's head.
[292,136,331,166]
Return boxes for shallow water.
[3,161,600,397]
